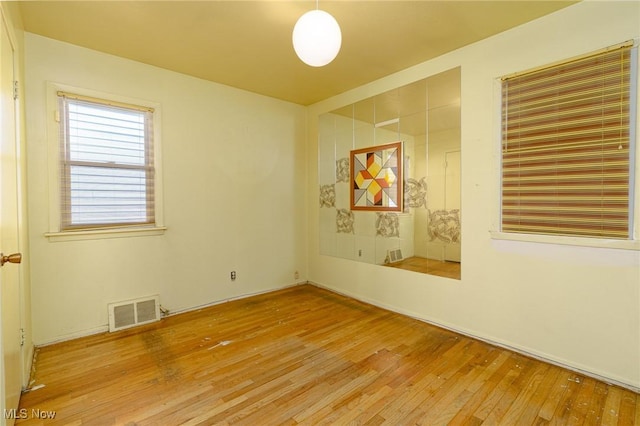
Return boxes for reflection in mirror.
[318,67,461,279]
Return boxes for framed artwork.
[350,141,403,211]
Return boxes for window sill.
[489,231,640,251]
[45,226,167,242]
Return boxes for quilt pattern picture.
[350,141,403,211]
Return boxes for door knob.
[0,253,22,266]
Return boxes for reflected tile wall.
[336,158,350,183]
[336,208,355,234]
[319,184,335,208]
[427,209,461,243]
[405,177,427,208]
[376,213,400,237]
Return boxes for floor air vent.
[108,295,160,332]
[388,248,403,262]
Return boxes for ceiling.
[17,1,577,106]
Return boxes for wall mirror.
[318,67,461,279]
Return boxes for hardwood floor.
[17,284,638,425]
[384,256,461,280]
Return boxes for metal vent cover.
[108,295,160,332]
[388,248,403,262]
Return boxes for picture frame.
[350,141,403,211]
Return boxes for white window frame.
[490,42,640,251]
[45,83,165,241]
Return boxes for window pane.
[68,100,146,166]
[59,93,155,230]
[501,44,634,239]
[67,165,150,225]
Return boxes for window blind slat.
[500,44,634,239]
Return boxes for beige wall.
[25,33,307,344]
[308,1,640,389]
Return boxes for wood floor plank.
[549,373,587,425]
[16,284,639,425]
[566,377,598,425]
[473,355,533,422]
[498,362,552,425]
[583,381,611,425]
[618,389,639,426]
[518,366,563,424]
[330,384,394,425]
[601,386,624,425]
[447,351,513,424]
[538,369,575,422]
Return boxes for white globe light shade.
[292,9,342,67]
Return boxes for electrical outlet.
[230,271,236,281]
[294,271,299,280]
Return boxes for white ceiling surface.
[18,1,576,106]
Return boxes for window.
[58,92,156,231]
[500,41,636,240]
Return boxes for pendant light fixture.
[292,2,341,67]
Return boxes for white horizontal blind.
[59,93,155,230]
[501,43,635,239]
